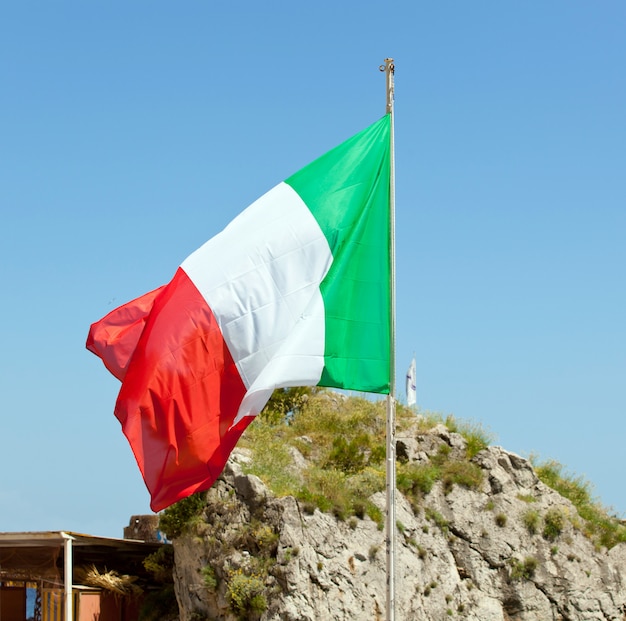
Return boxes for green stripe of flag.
[285,114,391,393]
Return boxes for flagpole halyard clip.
[379,60,395,74]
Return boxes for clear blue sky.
[1,2,624,538]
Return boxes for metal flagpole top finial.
[379,58,395,72]
[379,58,395,115]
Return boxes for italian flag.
[87,114,391,512]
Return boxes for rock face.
[171,424,626,621]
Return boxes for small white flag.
[406,357,417,406]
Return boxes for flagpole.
[382,57,397,621]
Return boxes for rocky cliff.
[167,415,626,621]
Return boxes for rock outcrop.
[170,423,626,621]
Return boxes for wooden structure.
[0,531,166,621]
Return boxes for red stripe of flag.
[88,268,250,511]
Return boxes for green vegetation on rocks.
[533,457,626,549]
[159,389,626,555]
